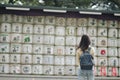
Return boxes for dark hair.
[77,35,91,51]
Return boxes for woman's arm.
[90,47,95,58]
[76,49,82,67]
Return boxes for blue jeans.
[78,69,94,80]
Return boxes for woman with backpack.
[76,34,95,80]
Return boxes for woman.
[76,34,95,80]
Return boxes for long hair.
[77,35,91,51]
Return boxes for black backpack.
[80,48,94,70]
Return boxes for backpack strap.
[88,47,91,52]
[83,47,91,53]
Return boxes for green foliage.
[4,0,92,8]
[0,0,119,10]
[73,0,92,8]
[21,0,40,6]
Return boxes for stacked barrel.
[0,14,119,77]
